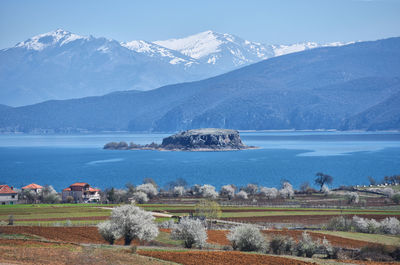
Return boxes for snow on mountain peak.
[16,29,88,51]
[121,40,197,66]
[155,30,225,59]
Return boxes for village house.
[0,185,18,205]
[62,183,100,203]
[21,183,43,194]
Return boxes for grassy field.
[315,230,400,246]
[0,203,399,226]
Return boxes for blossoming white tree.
[199,184,218,199]
[173,186,185,197]
[279,182,294,199]
[97,220,119,245]
[103,205,159,245]
[136,183,158,198]
[227,224,265,251]
[131,191,149,203]
[171,217,207,248]
[220,184,235,199]
[259,187,278,199]
[236,190,248,200]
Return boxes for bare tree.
[315,172,333,191]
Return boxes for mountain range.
[0,29,347,106]
[0,36,399,132]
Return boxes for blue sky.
[1,0,399,49]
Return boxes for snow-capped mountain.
[121,40,197,67]
[0,29,350,106]
[155,30,274,73]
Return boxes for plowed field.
[138,250,315,265]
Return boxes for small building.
[0,185,18,205]
[62,183,100,203]
[22,183,43,194]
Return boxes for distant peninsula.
[104,128,255,151]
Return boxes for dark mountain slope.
[0,37,399,132]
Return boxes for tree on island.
[315,172,333,191]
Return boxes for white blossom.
[131,191,148,203]
[220,184,235,199]
[236,190,248,200]
[110,205,159,245]
[173,186,185,197]
[136,183,158,198]
[259,187,278,199]
[279,182,294,198]
[199,184,218,199]
[171,217,207,248]
[227,224,265,251]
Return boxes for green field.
[316,230,400,246]
[0,203,399,226]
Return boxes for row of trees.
[19,185,61,204]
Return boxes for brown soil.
[223,214,399,225]
[14,216,109,222]
[206,230,230,245]
[0,242,166,265]
[138,250,315,265]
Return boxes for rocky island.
[104,128,255,151]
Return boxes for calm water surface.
[0,132,399,190]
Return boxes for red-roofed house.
[0,185,18,205]
[22,183,43,194]
[62,183,100,203]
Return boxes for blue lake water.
[0,132,399,191]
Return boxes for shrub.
[296,231,320,258]
[322,237,340,259]
[65,219,72,227]
[171,217,207,249]
[259,187,278,199]
[352,216,381,234]
[392,193,400,204]
[110,205,159,245]
[356,245,394,262]
[380,217,400,235]
[269,236,295,255]
[159,219,177,229]
[346,192,359,204]
[8,215,14,226]
[326,216,352,231]
[227,224,266,252]
[97,220,119,245]
[236,190,248,200]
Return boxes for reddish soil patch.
[207,230,230,245]
[223,214,399,225]
[0,242,164,265]
[138,250,315,265]
[14,216,108,222]
[0,226,106,244]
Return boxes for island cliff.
[104,128,254,151]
